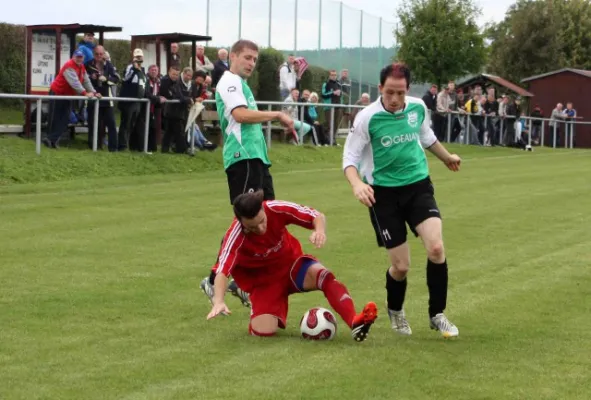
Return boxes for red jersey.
[215,200,320,279]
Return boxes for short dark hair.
[380,63,411,88]
[231,39,259,55]
[193,70,207,80]
[233,190,265,220]
[168,65,181,72]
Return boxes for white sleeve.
[343,112,370,171]
[216,74,247,112]
[419,101,438,148]
[279,65,289,90]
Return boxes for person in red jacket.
[44,50,99,149]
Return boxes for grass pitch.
[1,140,590,399]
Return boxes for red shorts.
[240,255,318,329]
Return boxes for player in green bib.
[200,40,294,306]
[343,63,462,338]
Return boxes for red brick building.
[521,68,591,148]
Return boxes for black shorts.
[225,158,275,204]
[368,177,441,249]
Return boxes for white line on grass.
[272,149,590,176]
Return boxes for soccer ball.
[525,144,533,152]
[300,307,337,340]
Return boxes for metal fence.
[434,111,590,149]
[2,92,589,155]
[201,0,398,95]
[0,93,364,155]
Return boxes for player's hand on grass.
[309,231,326,249]
[352,182,375,207]
[207,302,231,320]
[444,154,461,172]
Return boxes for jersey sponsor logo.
[234,151,241,158]
[228,86,237,92]
[247,96,257,108]
[407,111,419,127]
[382,229,392,241]
[380,133,420,148]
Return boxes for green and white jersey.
[343,96,437,187]
[215,71,271,170]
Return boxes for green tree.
[486,0,591,83]
[395,0,486,87]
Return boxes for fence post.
[552,124,557,148]
[266,104,272,148]
[541,122,545,147]
[298,104,305,145]
[330,106,335,145]
[144,100,151,154]
[570,123,574,148]
[564,122,568,149]
[446,113,451,143]
[499,118,504,145]
[92,98,99,152]
[36,99,42,155]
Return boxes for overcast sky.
[1,0,512,49]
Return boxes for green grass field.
[1,139,590,400]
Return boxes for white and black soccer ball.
[525,144,533,152]
[300,307,337,340]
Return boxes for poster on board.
[30,33,71,93]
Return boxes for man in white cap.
[118,48,148,151]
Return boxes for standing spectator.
[170,42,181,66]
[192,45,214,74]
[484,94,499,145]
[279,54,297,99]
[550,103,565,146]
[85,45,119,151]
[158,65,180,152]
[118,48,147,151]
[212,48,230,88]
[321,69,342,144]
[339,69,352,105]
[77,32,96,64]
[43,50,99,149]
[504,96,520,145]
[435,85,452,141]
[422,84,438,124]
[464,93,482,145]
[530,104,543,145]
[140,64,166,153]
[563,102,577,146]
[161,67,198,154]
[350,93,370,123]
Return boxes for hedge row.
[0,23,328,108]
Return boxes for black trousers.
[118,103,141,151]
[87,106,118,151]
[47,92,72,144]
[162,118,188,154]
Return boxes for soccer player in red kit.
[206,190,378,341]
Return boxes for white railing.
[2,92,588,154]
[0,93,362,154]
[435,111,589,149]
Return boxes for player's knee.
[392,260,410,275]
[249,315,279,337]
[427,241,445,261]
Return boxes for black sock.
[386,270,407,312]
[209,271,216,285]
[426,259,448,318]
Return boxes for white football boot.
[429,313,459,338]
[387,308,412,336]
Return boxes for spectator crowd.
[422,81,579,149]
[41,33,580,153]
